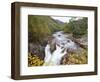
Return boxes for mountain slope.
[28,15,63,43]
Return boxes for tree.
[63,17,88,38]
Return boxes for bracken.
[28,53,44,67]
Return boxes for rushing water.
[43,31,78,66]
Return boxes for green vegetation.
[63,17,88,38]
[28,15,63,43]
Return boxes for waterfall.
[43,31,77,66]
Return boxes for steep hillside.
[28,15,63,43]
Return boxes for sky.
[51,16,83,23]
[51,16,72,23]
